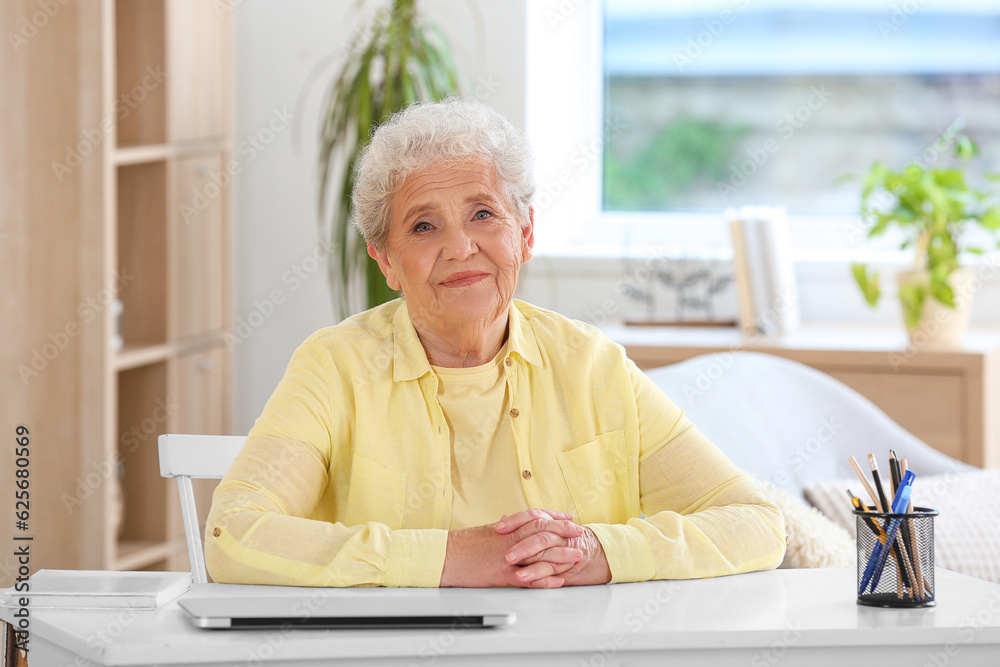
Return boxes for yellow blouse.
[431,345,531,529]
[205,299,785,587]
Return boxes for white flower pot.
[896,267,975,347]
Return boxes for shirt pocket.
[556,430,629,525]
[343,454,408,529]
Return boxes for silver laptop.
[178,590,515,630]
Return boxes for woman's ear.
[367,242,401,290]
[520,206,535,263]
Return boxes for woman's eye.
[474,210,492,220]
[414,222,432,232]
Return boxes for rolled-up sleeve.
[588,361,786,583]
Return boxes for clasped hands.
[440,508,611,588]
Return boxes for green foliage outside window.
[603,117,750,210]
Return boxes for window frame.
[524,0,993,267]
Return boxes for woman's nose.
[442,225,477,260]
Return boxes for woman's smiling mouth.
[440,271,490,287]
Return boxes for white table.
[4,568,1000,666]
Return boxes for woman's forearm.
[206,497,448,587]
[590,476,786,582]
[205,435,447,587]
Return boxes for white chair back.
[643,352,970,500]
[157,434,246,583]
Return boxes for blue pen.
[858,541,885,595]
[863,470,915,593]
[867,470,916,592]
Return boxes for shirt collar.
[391,302,432,382]
[391,300,543,382]
[506,300,543,368]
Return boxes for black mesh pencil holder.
[854,507,937,608]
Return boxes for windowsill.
[533,244,916,265]
[533,210,999,270]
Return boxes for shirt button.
[505,357,513,367]
[522,469,532,480]
[212,527,221,538]
[510,408,519,418]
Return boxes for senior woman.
[205,98,786,588]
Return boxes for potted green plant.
[318,0,461,319]
[851,137,1000,345]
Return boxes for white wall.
[232,0,527,434]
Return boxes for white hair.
[352,97,535,250]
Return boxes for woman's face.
[368,160,534,330]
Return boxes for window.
[603,0,1000,214]
[525,1,1000,257]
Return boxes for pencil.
[869,454,912,590]
[890,450,918,597]
[901,459,927,600]
[847,489,883,541]
[868,454,891,513]
[889,450,901,494]
[888,452,904,598]
[892,526,918,599]
[849,456,881,512]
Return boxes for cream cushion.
[756,479,854,569]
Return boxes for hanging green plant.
[318,0,462,319]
